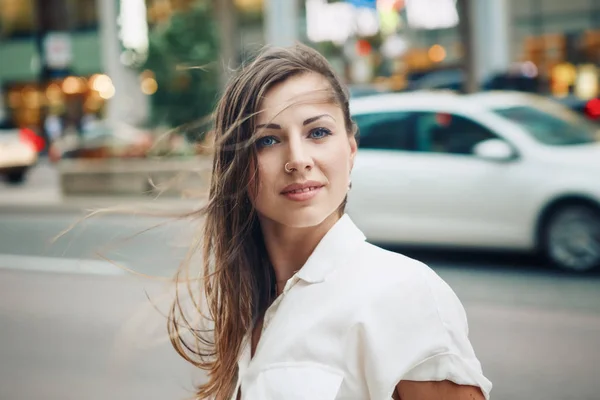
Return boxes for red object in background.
[356,40,372,56]
[435,112,452,127]
[19,128,46,152]
[585,98,600,119]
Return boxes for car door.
[402,111,531,248]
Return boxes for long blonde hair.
[169,44,356,399]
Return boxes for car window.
[353,112,417,151]
[415,112,498,155]
[0,119,17,131]
[493,105,600,146]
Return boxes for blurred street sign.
[307,0,380,43]
[306,0,355,43]
[43,32,72,69]
[405,0,459,30]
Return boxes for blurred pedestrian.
[170,44,491,400]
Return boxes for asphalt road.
[1,210,599,400]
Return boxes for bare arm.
[394,380,485,400]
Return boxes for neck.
[259,212,341,292]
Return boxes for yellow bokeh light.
[46,83,63,103]
[553,63,577,84]
[89,74,115,100]
[428,44,446,63]
[575,64,599,100]
[140,69,155,80]
[62,76,83,94]
[88,74,100,88]
[99,85,116,100]
[141,77,158,95]
[235,0,263,12]
[91,74,113,92]
[551,62,577,97]
[21,86,41,108]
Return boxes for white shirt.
[233,215,492,400]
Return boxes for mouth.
[280,181,325,201]
[281,185,323,195]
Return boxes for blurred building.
[0,0,268,137]
[0,0,150,143]
[1,0,599,140]
[0,0,104,139]
[257,0,600,98]
[511,0,600,98]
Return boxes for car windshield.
[493,105,600,146]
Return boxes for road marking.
[0,254,126,276]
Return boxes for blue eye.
[309,127,332,139]
[256,136,278,148]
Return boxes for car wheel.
[5,168,26,185]
[544,204,600,272]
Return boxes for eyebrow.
[255,114,335,130]
[255,122,282,130]
[303,114,335,126]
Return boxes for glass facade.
[510,0,600,96]
[0,0,99,38]
[0,0,104,133]
[0,0,36,38]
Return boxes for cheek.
[319,144,352,184]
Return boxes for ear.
[348,135,357,170]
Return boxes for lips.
[281,181,324,195]
[282,186,322,195]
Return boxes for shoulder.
[348,240,427,277]
[341,244,491,399]
[345,241,467,332]
[349,242,459,302]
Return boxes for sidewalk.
[0,194,203,214]
[0,159,205,214]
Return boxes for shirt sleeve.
[351,262,492,400]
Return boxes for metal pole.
[97,0,148,127]
[265,0,299,47]
[456,0,478,93]
[215,0,239,87]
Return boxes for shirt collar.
[295,214,366,284]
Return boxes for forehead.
[257,73,337,123]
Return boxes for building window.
[0,0,36,38]
[69,0,99,31]
[0,0,99,38]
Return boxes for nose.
[285,136,313,173]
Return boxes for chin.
[263,205,337,229]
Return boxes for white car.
[0,120,41,184]
[348,91,600,272]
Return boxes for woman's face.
[250,72,357,228]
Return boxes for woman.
[169,44,492,400]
